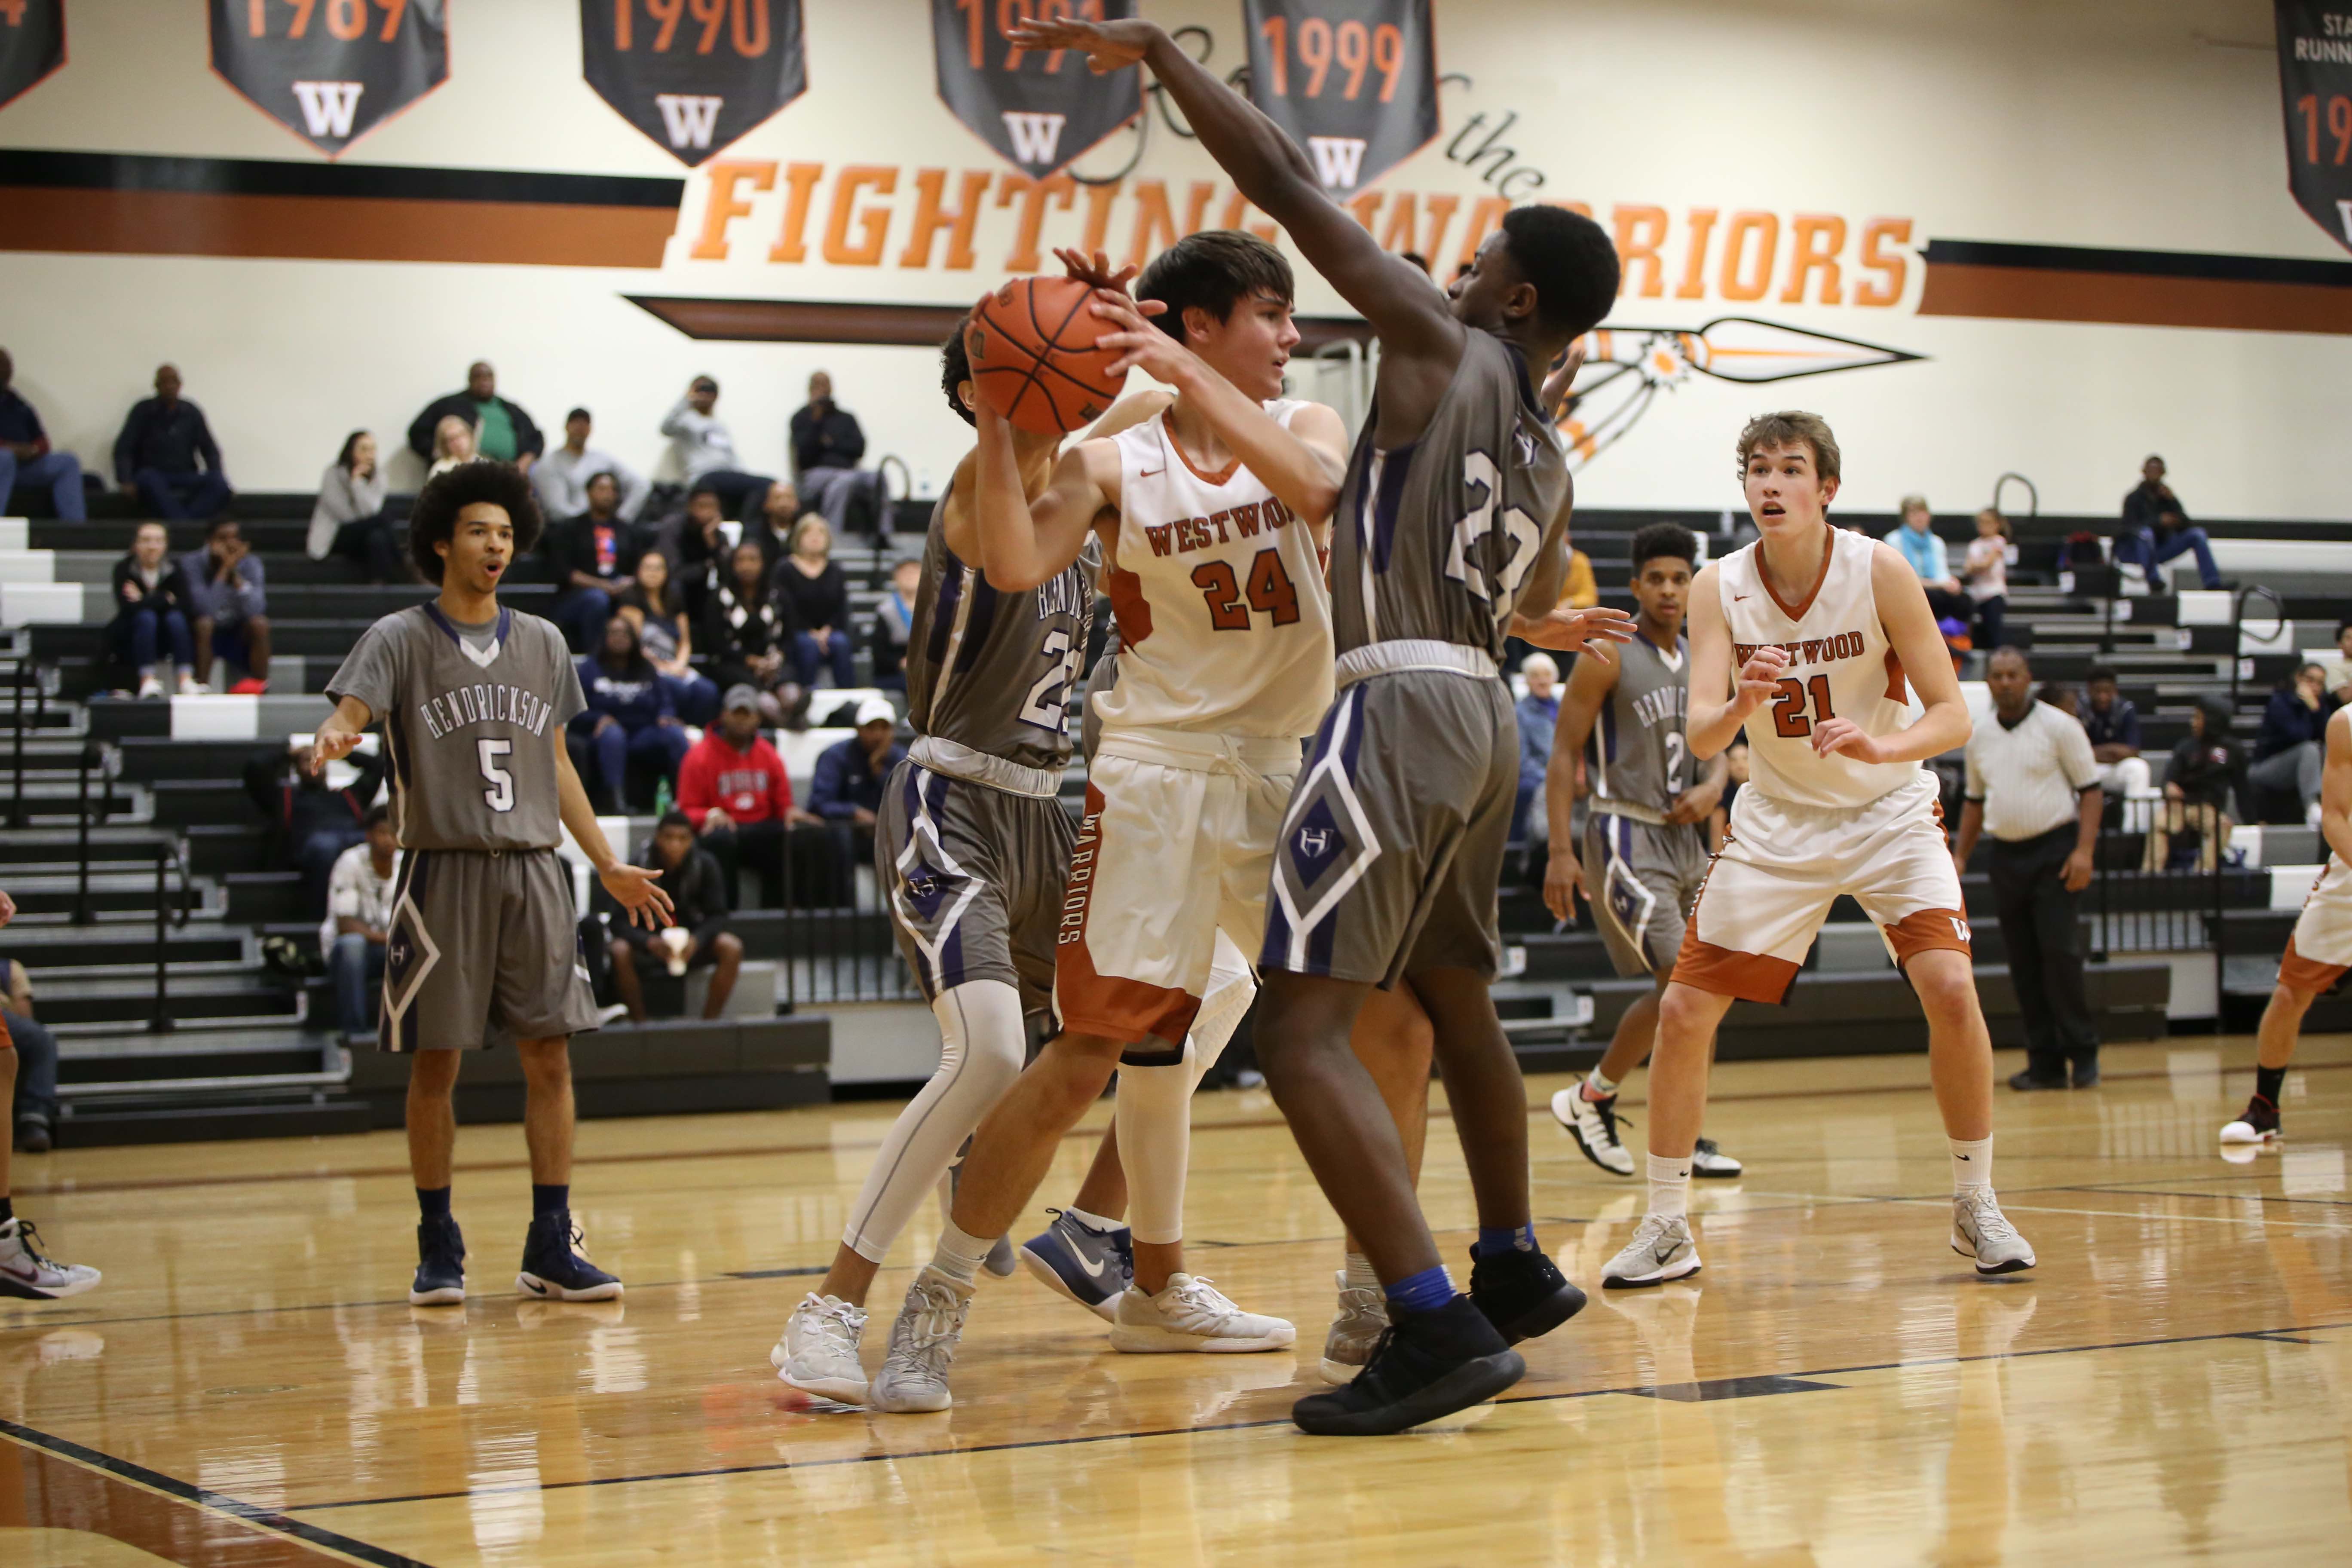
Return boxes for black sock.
[2255,1065,2286,1106]
[0,1196,14,1225]
[417,1186,451,1223]
[532,1184,569,1220]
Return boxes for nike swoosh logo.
[0,1262,37,1283]
[1732,593,1750,601]
[1652,1243,1679,1264]
[521,1278,550,1296]
[1956,1154,1970,1161]
[1072,1247,1109,1280]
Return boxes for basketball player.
[1543,524,1744,1180]
[0,885,101,1300]
[1601,413,2035,1289]
[1010,14,1635,1435]
[2220,702,2351,1146]
[312,462,672,1306]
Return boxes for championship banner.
[1242,0,1438,196]
[0,0,67,115]
[583,0,807,168]
[932,0,1142,178]
[2277,1,2352,254]
[208,0,448,158]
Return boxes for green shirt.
[471,398,518,462]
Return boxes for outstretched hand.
[599,862,674,931]
[1006,15,1158,73]
[1054,247,1138,295]
[309,729,361,777]
[1516,603,1635,658]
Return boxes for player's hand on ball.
[1053,247,1138,296]
[1539,339,1588,422]
[1810,716,1883,763]
[309,728,361,776]
[1089,290,1193,384]
[1734,646,1789,711]
[600,863,674,930]
[1543,845,1585,923]
[1519,604,1634,657]
[1007,14,1157,72]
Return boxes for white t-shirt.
[321,841,401,954]
[1964,701,2099,841]
[1963,536,2009,603]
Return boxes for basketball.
[964,274,1127,435]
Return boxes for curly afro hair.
[407,460,543,585]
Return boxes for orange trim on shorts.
[1054,783,1202,1049]
[1672,926,1801,1004]
[1884,906,1974,966]
[2278,934,2350,997]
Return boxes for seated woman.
[772,516,857,689]
[306,429,400,584]
[109,521,196,698]
[614,548,718,725]
[426,415,476,479]
[567,616,691,813]
[706,540,803,726]
[602,811,743,1022]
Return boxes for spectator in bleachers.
[2251,662,2337,826]
[2082,666,2151,800]
[660,376,773,520]
[570,616,690,813]
[789,371,870,533]
[772,516,856,689]
[306,430,401,584]
[677,685,829,908]
[109,521,196,698]
[425,415,476,480]
[1884,496,1968,622]
[407,361,542,472]
[2146,695,2243,872]
[533,407,649,529]
[665,482,729,620]
[1514,652,1559,842]
[2323,620,2352,707]
[322,805,400,1048]
[707,540,803,725]
[614,549,717,725]
[245,737,386,919]
[1963,507,2010,651]
[603,813,741,1023]
[1559,547,1598,611]
[181,517,270,692]
[2037,681,2079,718]
[2,959,58,1153]
[750,479,808,573]
[113,365,231,521]
[871,554,922,690]
[2114,454,2223,591]
[0,348,86,522]
[546,471,638,655]
[810,697,905,894]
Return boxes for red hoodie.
[677,730,793,827]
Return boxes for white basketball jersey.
[1718,525,1925,810]
[1091,402,1335,738]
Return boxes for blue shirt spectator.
[2080,687,2141,753]
[811,699,907,825]
[1512,654,1559,842]
[0,348,87,521]
[178,518,273,688]
[567,619,689,812]
[114,364,232,521]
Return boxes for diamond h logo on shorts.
[1298,827,1331,859]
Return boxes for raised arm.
[1809,545,1972,767]
[969,400,1114,593]
[1541,648,1619,921]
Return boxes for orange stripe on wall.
[1918,262,2352,335]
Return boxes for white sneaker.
[868,1266,972,1414]
[1690,1137,1744,1179]
[175,672,201,696]
[135,674,163,701]
[1552,1085,1635,1176]
[1951,1188,2036,1275]
[0,1218,101,1300]
[771,1292,868,1404]
[1109,1273,1294,1353]
[1601,1213,1702,1289]
[1319,1269,1387,1383]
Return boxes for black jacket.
[407,392,545,463]
[110,555,194,619]
[2121,481,2187,537]
[789,402,865,473]
[613,841,731,947]
[243,747,388,855]
[113,398,224,481]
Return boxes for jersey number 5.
[478,738,515,813]
[1193,548,1302,631]
[1769,674,1838,738]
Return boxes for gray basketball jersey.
[327,604,585,853]
[1330,329,1571,659]
[905,485,1100,773]
[1589,632,1691,814]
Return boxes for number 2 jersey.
[326,604,586,852]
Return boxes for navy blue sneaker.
[1467,1244,1587,1346]
[1018,1208,1133,1321]
[1291,1295,1524,1436]
[516,1212,622,1302]
[410,1216,466,1306]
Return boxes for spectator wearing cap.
[788,370,870,533]
[307,429,400,583]
[407,360,542,472]
[2114,454,2224,592]
[660,375,774,520]
[180,516,271,692]
[601,812,742,1022]
[871,554,922,690]
[114,364,232,521]
[0,347,86,521]
[809,697,906,896]
[1884,496,1969,622]
[1951,648,2104,1091]
[676,684,829,908]
[546,470,639,655]
[533,407,650,527]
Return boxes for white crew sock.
[1117,935,1256,1247]
[1062,1206,1121,1234]
[1648,1152,1692,1219]
[1949,1136,1993,1192]
[1585,1067,1619,1099]
[928,1219,995,1288]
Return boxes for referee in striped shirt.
[1952,648,2105,1090]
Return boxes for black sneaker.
[2070,1060,2101,1089]
[1468,1244,1587,1346]
[2219,1094,2280,1145]
[2008,1068,2069,1092]
[410,1216,466,1306]
[1291,1295,1525,1436]
[517,1211,623,1302]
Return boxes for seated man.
[749,479,808,575]
[113,364,231,521]
[546,471,639,654]
[661,376,773,520]
[245,739,387,919]
[533,407,649,528]
[2114,454,2223,592]
[0,348,86,521]
[1,958,59,1154]
[788,371,873,533]
[180,517,271,692]
[2082,665,2151,800]
[808,697,905,897]
[407,360,542,472]
[603,812,744,1022]
[676,684,830,909]
[321,806,400,1048]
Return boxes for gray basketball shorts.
[1261,669,1517,986]
[1583,812,1709,979]
[876,759,1076,1018]
[382,847,600,1052]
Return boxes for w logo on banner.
[1245,0,1440,195]
[655,94,725,151]
[1306,136,1369,190]
[934,0,1140,178]
[291,82,366,141]
[207,0,448,157]
[1001,111,1068,166]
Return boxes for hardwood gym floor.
[2,1035,2346,1565]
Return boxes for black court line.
[288,1316,2352,1514]
[2054,1184,2352,1209]
[0,1417,431,1567]
[723,1265,830,1280]
[1625,1374,1844,1403]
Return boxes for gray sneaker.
[1951,1189,2036,1276]
[1601,1213,1702,1289]
[1319,1270,1388,1384]
[868,1266,974,1413]
[771,1292,868,1404]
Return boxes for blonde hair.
[790,515,831,557]
[1734,411,1842,484]
[1898,494,1930,519]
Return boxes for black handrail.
[6,660,37,828]
[1990,472,2039,520]
[149,836,194,1034]
[71,741,111,924]
[2229,584,2287,714]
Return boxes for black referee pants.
[1990,823,2098,1078]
